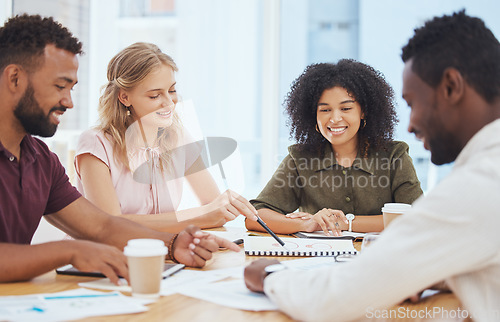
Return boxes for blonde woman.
[75,42,257,233]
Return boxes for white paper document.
[202,265,244,279]
[281,256,340,270]
[77,259,342,313]
[203,228,248,244]
[173,258,345,311]
[79,269,226,296]
[0,288,147,321]
[177,279,278,311]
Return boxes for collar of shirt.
[454,118,500,168]
[0,135,39,164]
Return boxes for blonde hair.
[97,42,182,171]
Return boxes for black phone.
[56,263,185,279]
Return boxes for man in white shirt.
[244,10,500,322]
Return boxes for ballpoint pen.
[255,216,288,250]
[215,159,288,250]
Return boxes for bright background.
[1,0,498,242]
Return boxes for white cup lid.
[382,203,412,213]
[124,238,168,257]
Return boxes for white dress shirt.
[264,119,500,322]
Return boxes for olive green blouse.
[251,141,423,216]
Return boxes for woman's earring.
[126,106,131,116]
[362,119,366,128]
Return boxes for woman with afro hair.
[247,59,423,235]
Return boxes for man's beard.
[428,131,462,165]
[423,99,462,165]
[13,83,66,137]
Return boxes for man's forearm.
[92,214,176,251]
[0,242,74,282]
[49,197,177,252]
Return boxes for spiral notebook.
[244,236,358,257]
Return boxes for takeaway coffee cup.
[382,203,411,228]
[124,239,167,299]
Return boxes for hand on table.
[285,211,320,232]
[69,240,128,285]
[172,225,241,267]
[311,208,348,236]
[244,258,280,293]
[285,211,313,220]
[286,208,348,236]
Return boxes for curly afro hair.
[0,14,83,73]
[284,59,398,157]
[402,10,500,104]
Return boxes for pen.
[256,216,288,249]
[215,159,286,248]
[162,263,185,279]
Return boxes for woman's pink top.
[75,128,201,215]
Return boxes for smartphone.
[56,263,185,279]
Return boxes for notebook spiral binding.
[245,250,358,257]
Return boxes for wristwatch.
[264,264,287,277]
[346,213,355,232]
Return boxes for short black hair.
[0,14,83,72]
[402,10,500,103]
[285,59,398,157]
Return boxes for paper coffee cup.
[123,239,167,299]
[382,203,411,228]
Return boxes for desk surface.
[0,229,465,322]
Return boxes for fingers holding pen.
[223,204,239,222]
[206,190,257,223]
[226,190,258,221]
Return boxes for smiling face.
[14,44,78,137]
[403,60,462,165]
[316,86,364,152]
[120,63,177,129]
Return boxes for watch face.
[346,213,355,221]
[265,264,286,274]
